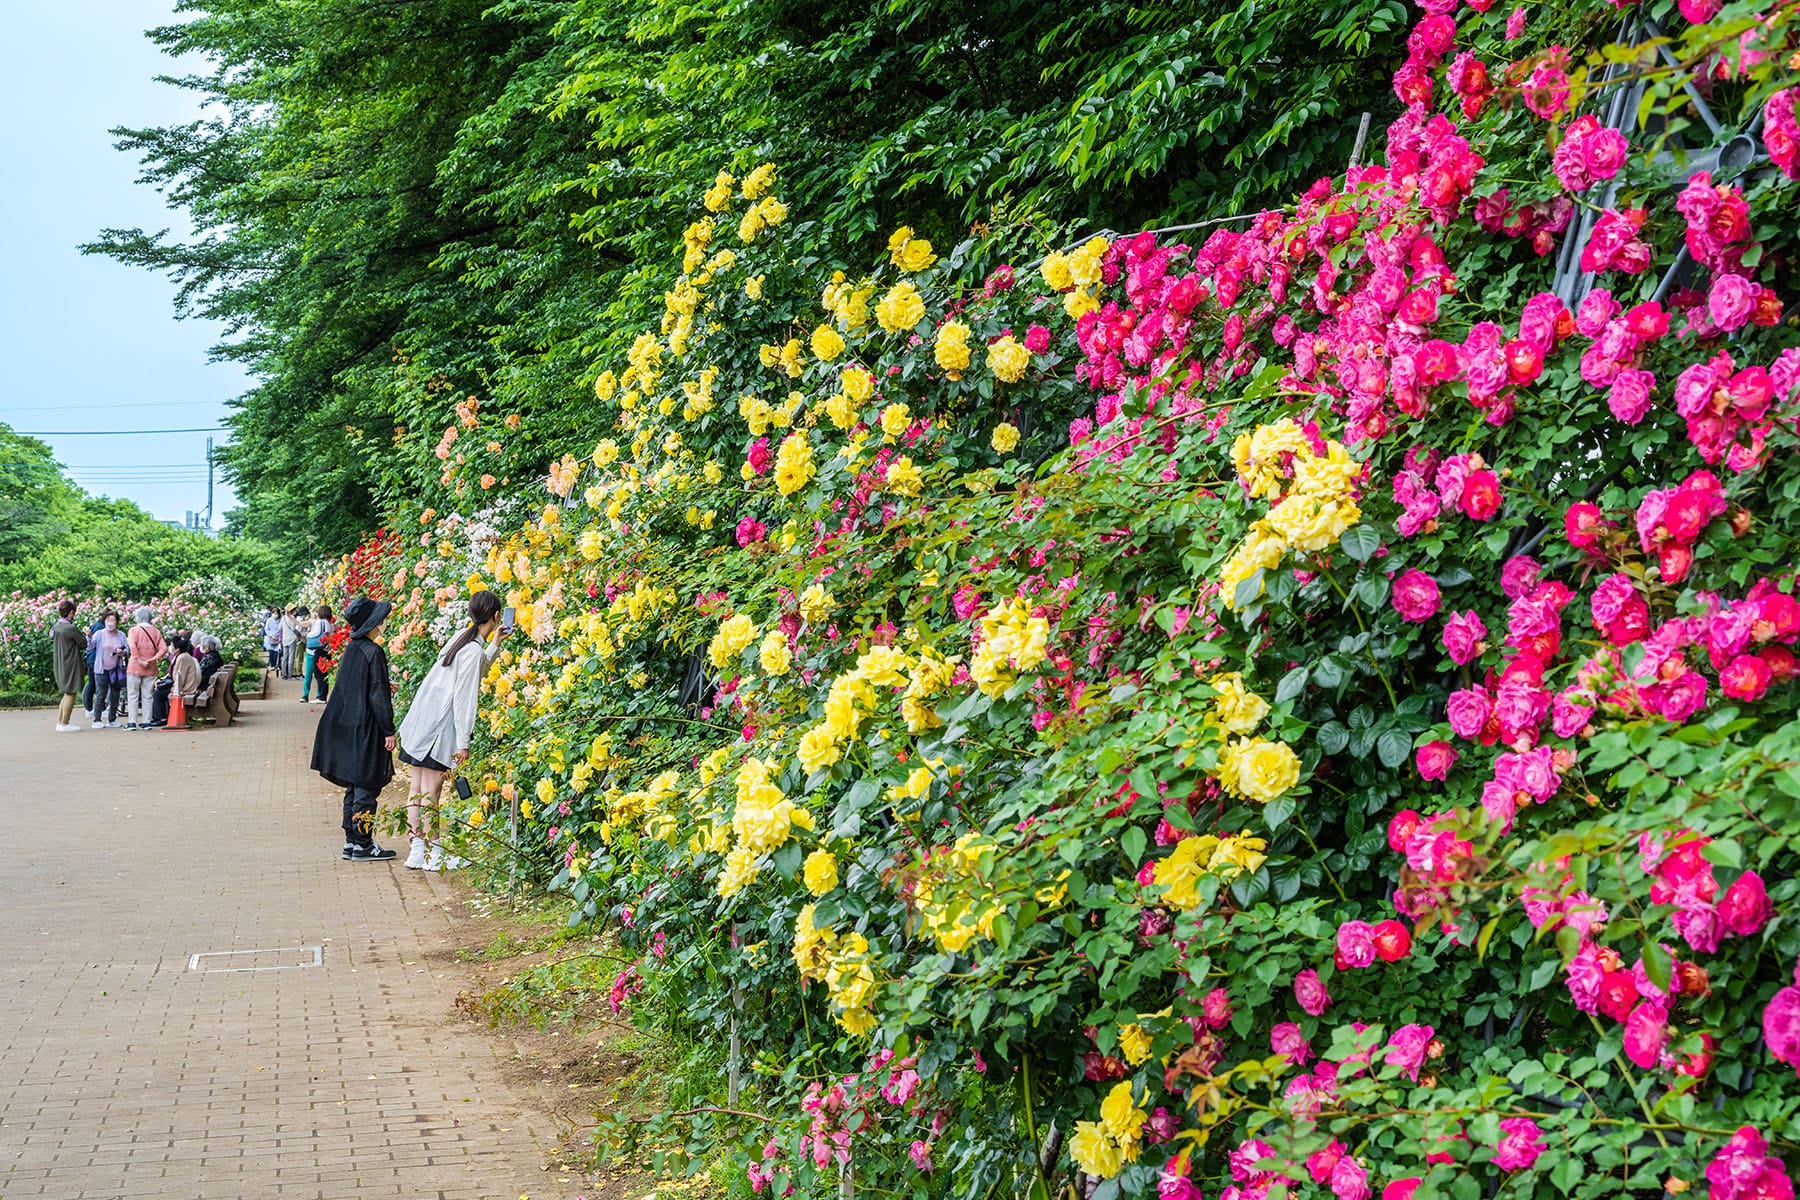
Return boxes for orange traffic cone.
[164,693,189,730]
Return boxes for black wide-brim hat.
[344,596,392,639]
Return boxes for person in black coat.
[310,596,399,861]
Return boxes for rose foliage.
[308,3,1800,1197]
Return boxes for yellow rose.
[773,430,816,496]
[841,366,874,404]
[745,274,765,299]
[797,725,842,774]
[986,335,1030,383]
[1098,1080,1145,1149]
[1208,672,1270,734]
[885,455,923,497]
[990,422,1020,453]
[758,630,792,676]
[879,402,911,439]
[1118,1023,1153,1066]
[799,584,834,623]
[810,325,845,362]
[1220,737,1301,803]
[1070,1121,1125,1179]
[874,281,925,334]
[802,849,838,895]
[933,321,972,377]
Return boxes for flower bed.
[314,2,1800,1195]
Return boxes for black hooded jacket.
[309,633,395,790]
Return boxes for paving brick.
[0,684,571,1196]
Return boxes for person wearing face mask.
[394,591,506,871]
[89,611,129,728]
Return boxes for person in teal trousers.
[302,605,336,702]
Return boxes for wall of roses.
[308,2,1800,1198]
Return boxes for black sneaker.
[342,843,397,861]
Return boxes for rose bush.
[308,2,1800,1196]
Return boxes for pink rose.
[1331,1156,1371,1200]
[1335,920,1377,969]
[1607,368,1656,424]
[1023,324,1051,354]
[1705,1126,1792,1200]
[1384,1182,1422,1200]
[1622,1000,1669,1069]
[1581,124,1629,180]
[1442,609,1486,664]
[1295,968,1331,1016]
[1490,1117,1545,1171]
[1270,1021,1313,1065]
[1384,1023,1435,1081]
[1765,982,1800,1077]
[1719,870,1772,938]
[1446,686,1492,741]
[1415,740,1458,781]
[1459,469,1503,520]
[1720,654,1773,700]
[1201,986,1233,1029]
[1392,569,1441,623]
[1657,671,1708,723]
[1709,273,1759,332]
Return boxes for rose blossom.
[1459,468,1502,519]
[1271,1021,1313,1065]
[1336,921,1377,969]
[1415,740,1458,781]
[1372,919,1413,962]
[1718,870,1771,938]
[1441,609,1485,664]
[1622,1000,1669,1069]
[1765,973,1800,1077]
[1295,968,1331,1016]
[1331,1155,1371,1200]
[1491,1117,1545,1171]
[1384,1023,1434,1081]
[1392,569,1441,623]
[1607,368,1655,424]
[1720,653,1773,700]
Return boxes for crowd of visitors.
[48,599,333,732]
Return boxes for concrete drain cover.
[188,946,323,973]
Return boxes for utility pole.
[205,436,214,530]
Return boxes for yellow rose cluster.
[1218,421,1362,609]
[970,597,1050,697]
[1151,830,1270,908]
[934,320,972,379]
[773,430,815,495]
[1070,1082,1147,1178]
[707,612,758,669]
[986,334,1030,383]
[792,904,877,1035]
[718,756,815,896]
[1041,235,1110,319]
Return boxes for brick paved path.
[0,680,568,1199]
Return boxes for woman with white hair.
[124,606,167,730]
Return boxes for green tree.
[0,424,83,565]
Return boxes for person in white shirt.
[262,608,283,669]
[395,591,506,871]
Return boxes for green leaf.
[1339,525,1381,562]
[1121,825,1147,866]
[1275,665,1309,704]
[1376,729,1412,768]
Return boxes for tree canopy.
[88,0,1409,574]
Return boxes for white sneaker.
[425,844,444,872]
[403,837,427,870]
[106,720,122,729]
[54,723,79,732]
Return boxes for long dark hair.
[440,591,502,667]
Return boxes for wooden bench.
[194,661,240,727]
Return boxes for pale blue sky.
[0,1,244,525]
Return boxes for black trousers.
[342,785,380,848]
[93,671,124,722]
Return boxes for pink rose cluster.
[1672,347,1800,472]
[1766,88,1799,180]
[1477,744,1565,833]
[1551,114,1629,192]
[1634,468,1726,584]
[1571,288,1671,424]
[1765,957,1800,1081]
[1705,1126,1793,1200]
[1579,206,1652,275]
[1642,829,1773,956]
[1387,807,1476,923]
[1473,188,1572,256]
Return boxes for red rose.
[1656,542,1694,585]
[1720,653,1773,701]
[1372,919,1413,962]
[1459,469,1503,520]
[1596,968,1639,1022]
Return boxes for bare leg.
[407,764,447,841]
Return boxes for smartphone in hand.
[500,605,516,634]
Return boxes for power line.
[7,426,224,435]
